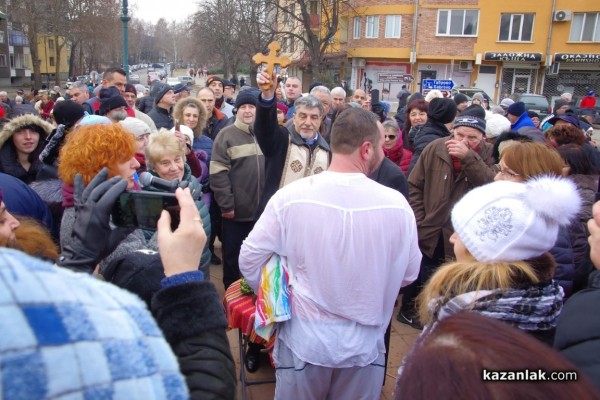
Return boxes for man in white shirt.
[239,107,422,399]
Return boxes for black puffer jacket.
[550,226,576,297]
[554,270,600,391]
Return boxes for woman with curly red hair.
[58,123,150,271]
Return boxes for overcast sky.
[129,0,196,24]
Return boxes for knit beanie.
[124,84,137,96]
[453,93,469,106]
[472,93,485,103]
[427,98,457,124]
[553,99,568,113]
[500,98,514,109]
[453,115,486,135]
[485,113,511,138]
[451,176,581,263]
[506,101,526,117]
[119,117,151,138]
[173,83,189,95]
[154,83,172,105]
[461,104,486,120]
[99,95,128,116]
[235,90,257,109]
[52,100,85,129]
[276,102,289,115]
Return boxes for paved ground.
[209,243,420,400]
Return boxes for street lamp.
[121,0,130,79]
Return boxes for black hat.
[235,90,257,109]
[99,86,121,99]
[153,83,172,105]
[460,104,486,120]
[173,83,189,94]
[206,75,223,87]
[553,99,569,113]
[453,93,469,106]
[52,100,85,128]
[221,79,235,89]
[427,98,457,124]
[453,115,486,135]
[124,84,137,96]
[527,110,539,119]
[506,101,526,117]
[99,95,128,116]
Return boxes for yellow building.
[36,34,70,81]
[293,0,599,103]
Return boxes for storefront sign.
[554,53,600,63]
[377,73,405,83]
[484,52,542,62]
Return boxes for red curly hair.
[58,123,136,186]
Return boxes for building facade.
[36,34,71,84]
[284,0,599,104]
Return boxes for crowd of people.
[0,64,598,398]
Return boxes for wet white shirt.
[239,171,422,367]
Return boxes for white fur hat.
[425,90,443,103]
[451,176,581,263]
[485,113,511,138]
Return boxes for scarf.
[384,142,404,165]
[254,254,291,340]
[431,281,564,333]
[215,96,224,111]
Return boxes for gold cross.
[253,41,291,90]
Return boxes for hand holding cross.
[253,41,291,98]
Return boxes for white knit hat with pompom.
[451,175,581,262]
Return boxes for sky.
[128,0,195,24]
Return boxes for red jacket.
[580,96,597,109]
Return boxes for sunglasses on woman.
[384,135,396,140]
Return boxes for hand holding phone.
[157,188,206,277]
[112,190,181,231]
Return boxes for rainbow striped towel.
[254,254,291,340]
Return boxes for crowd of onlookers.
[0,64,598,398]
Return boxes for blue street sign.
[422,79,455,91]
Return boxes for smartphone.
[370,89,380,105]
[112,190,180,231]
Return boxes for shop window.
[365,16,379,39]
[498,13,534,42]
[385,15,401,38]
[570,13,600,42]
[437,9,479,37]
[353,17,361,39]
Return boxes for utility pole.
[121,0,130,79]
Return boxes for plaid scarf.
[433,280,564,332]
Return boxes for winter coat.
[408,137,497,259]
[568,174,597,268]
[202,109,228,141]
[408,120,452,175]
[550,226,576,297]
[0,114,53,184]
[254,97,331,218]
[554,270,600,391]
[136,95,155,114]
[510,112,536,131]
[369,158,408,199]
[210,120,265,222]
[147,105,174,130]
[143,163,212,279]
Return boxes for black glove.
[58,168,132,273]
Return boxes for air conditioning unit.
[459,61,473,71]
[554,10,572,22]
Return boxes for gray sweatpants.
[274,339,385,400]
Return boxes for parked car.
[451,87,496,107]
[167,77,181,88]
[514,93,552,120]
[177,76,194,86]
[128,74,140,84]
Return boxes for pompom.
[523,175,581,226]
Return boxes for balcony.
[9,30,28,47]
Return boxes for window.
[8,30,28,46]
[570,12,600,42]
[49,57,55,67]
[385,15,401,38]
[365,16,379,38]
[353,17,361,39]
[437,9,479,36]
[0,32,4,44]
[340,17,348,43]
[0,54,6,67]
[499,13,534,41]
[48,38,54,49]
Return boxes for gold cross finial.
[253,41,291,90]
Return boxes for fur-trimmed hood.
[0,114,53,149]
[172,97,208,139]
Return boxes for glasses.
[384,135,397,140]
[495,164,520,178]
